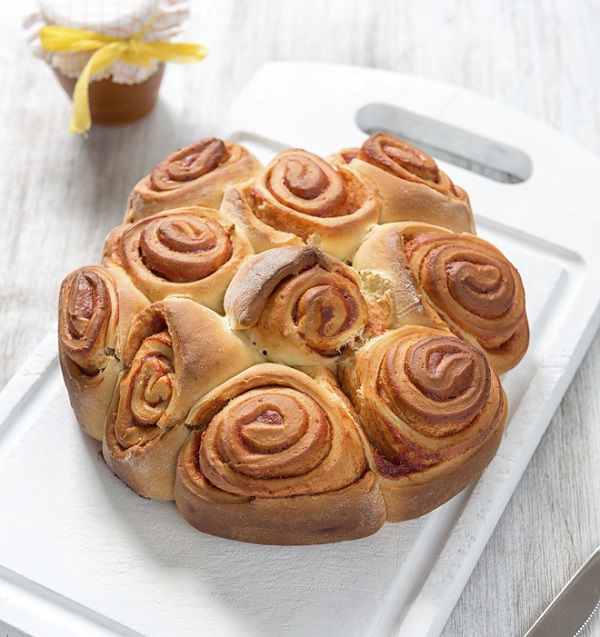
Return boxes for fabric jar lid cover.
[23,0,191,84]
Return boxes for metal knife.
[524,546,600,637]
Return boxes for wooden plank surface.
[1,1,599,635]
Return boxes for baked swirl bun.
[221,148,381,261]
[338,325,507,521]
[125,138,262,223]
[104,206,253,313]
[174,363,386,544]
[224,246,369,366]
[400,222,529,373]
[58,265,149,440]
[102,297,262,500]
[331,132,474,234]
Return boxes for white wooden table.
[1,1,599,635]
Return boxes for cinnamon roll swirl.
[222,148,380,261]
[58,265,149,440]
[339,325,507,521]
[224,246,369,366]
[175,363,386,544]
[219,181,305,254]
[401,223,529,373]
[102,297,262,500]
[331,132,474,233]
[125,138,262,223]
[105,206,253,313]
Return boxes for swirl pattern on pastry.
[225,246,369,365]
[111,329,175,447]
[331,132,474,233]
[58,265,149,440]
[342,326,505,468]
[125,138,263,223]
[200,387,339,497]
[102,297,263,500]
[111,206,253,313]
[241,149,380,260]
[403,228,529,373]
[59,266,118,377]
[150,138,233,191]
[175,364,385,544]
[338,325,506,520]
[361,133,464,197]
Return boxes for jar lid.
[24,0,191,84]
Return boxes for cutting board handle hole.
[356,103,533,184]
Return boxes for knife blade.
[524,546,600,637]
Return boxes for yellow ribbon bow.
[40,24,207,135]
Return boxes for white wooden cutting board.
[1,62,600,637]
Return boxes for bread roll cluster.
[58,132,529,545]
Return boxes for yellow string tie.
[40,24,207,135]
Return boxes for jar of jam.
[24,0,204,132]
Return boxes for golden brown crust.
[400,222,529,374]
[331,133,475,234]
[232,149,381,261]
[59,350,122,443]
[174,363,386,544]
[224,246,370,366]
[102,297,262,500]
[125,138,263,223]
[364,422,504,521]
[105,206,254,314]
[175,459,384,545]
[338,325,507,520]
[58,265,149,440]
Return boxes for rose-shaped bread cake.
[58,132,529,544]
